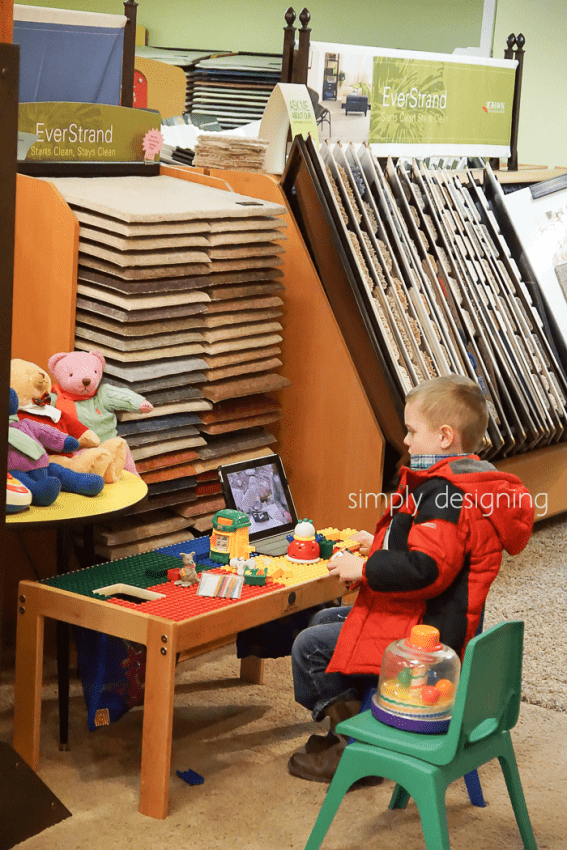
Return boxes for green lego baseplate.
[41,552,183,599]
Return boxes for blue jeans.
[291,606,377,721]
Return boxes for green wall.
[493,0,567,168]
[15,1,564,167]
[16,0,485,54]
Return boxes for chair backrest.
[442,621,524,759]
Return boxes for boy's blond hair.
[406,375,488,452]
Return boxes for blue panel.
[13,21,124,105]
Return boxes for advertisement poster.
[18,103,161,163]
[308,42,516,158]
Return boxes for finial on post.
[282,7,297,83]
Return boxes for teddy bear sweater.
[8,418,70,472]
[52,382,147,443]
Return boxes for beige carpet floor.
[1,513,566,850]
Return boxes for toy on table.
[372,624,461,733]
[48,350,153,476]
[6,473,32,513]
[209,508,252,565]
[11,358,127,484]
[286,519,321,564]
[175,552,200,586]
[7,387,105,506]
[196,571,244,599]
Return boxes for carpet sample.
[200,345,281,369]
[141,463,199,484]
[78,269,213,294]
[172,494,225,519]
[206,284,284,301]
[79,225,210,251]
[126,487,198,515]
[199,394,281,423]
[95,529,196,561]
[117,413,203,437]
[78,254,212,279]
[195,428,276,459]
[103,357,208,381]
[76,284,210,310]
[194,481,223,496]
[96,510,195,545]
[201,333,283,355]
[71,207,212,236]
[203,357,282,382]
[119,402,211,422]
[207,243,285,260]
[209,216,286,233]
[141,386,205,405]
[204,296,284,314]
[136,448,200,473]
[208,256,283,272]
[75,311,207,337]
[201,322,282,343]
[75,324,205,351]
[39,174,286,222]
[197,412,281,435]
[207,229,286,246]
[75,339,206,361]
[79,239,211,268]
[130,436,206,461]
[76,297,208,322]
[147,475,197,494]
[199,308,282,328]
[189,445,274,475]
[126,424,201,448]
[200,372,290,402]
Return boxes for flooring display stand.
[11,163,567,531]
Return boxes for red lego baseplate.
[106,568,286,622]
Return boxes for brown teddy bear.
[10,358,127,484]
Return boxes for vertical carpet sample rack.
[282,136,567,506]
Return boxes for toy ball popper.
[371,625,460,733]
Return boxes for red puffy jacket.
[327,456,534,676]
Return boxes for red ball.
[421,685,441,705]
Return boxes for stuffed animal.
[8,388,105,506]
[48,350,153,475]
[10,358,127,484]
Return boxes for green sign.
[18,103,162,163]
[369,56,516,154]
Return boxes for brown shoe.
[304,730,340,753]
[288,738,347,783]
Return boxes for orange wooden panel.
[12,175,79,369]
[1,0,14,43]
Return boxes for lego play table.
[12,529,359,819]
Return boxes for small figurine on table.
[286,519,321,564]
[175,552,199,587]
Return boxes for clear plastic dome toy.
[371,624,461,733]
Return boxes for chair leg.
[389,783,411,809]
[498,738,538,850]
[303,744,381,850]
[463,769,486,807]
[413,774,452,850]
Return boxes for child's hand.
[328,551,364,583]
[351,529,374,556]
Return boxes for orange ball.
[436,678,454,697]
[421,686,440,705]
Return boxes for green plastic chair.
[303,621,537,850]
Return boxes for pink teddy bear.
[48,350,153,476]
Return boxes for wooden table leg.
[139,619,177,819]
[13,585,44,770]
[56,527,72,750]
[240,656,265,684]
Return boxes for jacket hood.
[401,455,534,556]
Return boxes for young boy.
[288,374,534,784]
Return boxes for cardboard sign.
[18,102,161,163]
[259,83,318,175]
